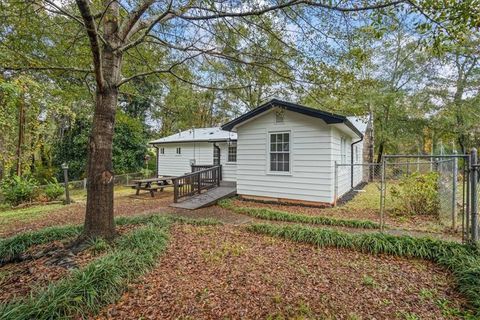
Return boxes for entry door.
[213,145,221,165]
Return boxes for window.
[228,142,237,162]
[160,147,165,155]
[340,137,347,164]
[176,147,181,155]
[270,132,290,172]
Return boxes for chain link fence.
[334,155,466,239]
[37,172,147,191]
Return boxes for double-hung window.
[270,132,290,172]
[228,142,237,162]
[160,147,165,155]
[176,147,181,155]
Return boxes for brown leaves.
[98,225,466,319]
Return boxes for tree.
[2,0,472,239]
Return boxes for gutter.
[350,136,364,188]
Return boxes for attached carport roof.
[221,99,363,138]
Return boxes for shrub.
[0,175,39,205]
[43,178,64,201]
[390,172,440,216]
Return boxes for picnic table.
[128,176,175,197]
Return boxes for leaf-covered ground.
[98,224,467,320]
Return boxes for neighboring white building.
[150,99,366,206]
[150,127,238,182]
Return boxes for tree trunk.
[83,87,118,239]
[83,0,121,239]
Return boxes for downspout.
[351,137,364,189]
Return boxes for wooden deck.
[170,185,237,210]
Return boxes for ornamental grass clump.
[390,172,440,217]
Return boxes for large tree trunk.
[83,0,121,239]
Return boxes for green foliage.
[0,225,81,264]
[390,172,440,216]
[218,198,379,229]
[247,223,480,315]
[43,178,64,201]
[0,223,170,319]
[0,175,39,205]
[53,112,148,180]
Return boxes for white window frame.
[268,131,291,174]
[227,142,237,163]
[176,147,181,155]
[160,147,165,155]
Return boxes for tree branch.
[75,0,104,90]
[180,0,406,21]
[1,66,93,73]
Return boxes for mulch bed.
[98,225,467,319]
[0,192,174,238]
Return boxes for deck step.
[170,186,237,210]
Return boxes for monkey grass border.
[247,223,480,315]
[0,215,220,319]
[219,198,380,229]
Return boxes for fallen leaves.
[97,224,467,319]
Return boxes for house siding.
[218,142,237,182]
[235,110,333,203]
[331,128,364,200]
[156,142,214,176]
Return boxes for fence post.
[452,155,458,230]
[380,158,386,232]
[197,172,201,194]
[470,148,478,243]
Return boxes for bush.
[44,178,64,201]
[390,172,440,216]
[0,175,39,205]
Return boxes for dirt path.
[98,224,468,319]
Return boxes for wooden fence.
[172,165,222,203]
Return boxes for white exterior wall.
[235,110,334,203]
[218,142,237,182]
[156,142,214,176]
[331,128,364,200]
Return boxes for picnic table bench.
[127,176,175,197]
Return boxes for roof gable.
[221,99,363,138]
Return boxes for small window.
[228,142,237,162]
[160,147,165,155]
[340,137,347,164]
[176,147,181,155]
[270,132,290,172]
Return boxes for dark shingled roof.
[221,99,363,138]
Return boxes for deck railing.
[173,165,222,203]
[191,164,215,172]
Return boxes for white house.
[150,99,366,206]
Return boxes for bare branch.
[180,0,406,21]
[75,0,104,90]
[120,0,156,40]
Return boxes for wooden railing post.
[197,171,201,194]
[173,178,179,203]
